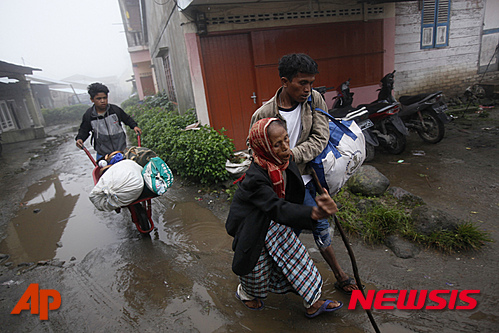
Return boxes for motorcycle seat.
[329,106,358,118]
[359,101,394,115]
[399,91,442,106]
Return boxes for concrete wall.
[394,0,499,99]
[1,127,46,144]
[0,82,36,129]
[145,0,195,114]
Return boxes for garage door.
[200,20,383,150]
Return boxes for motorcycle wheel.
[364,142,375,162]
[133,203,151,233]
[383,124,406,154]
[416,109,445,144]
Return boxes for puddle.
[0,172,120,265]
[159,201,232,253]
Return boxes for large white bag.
[89,160,144,211]
[309,99,366,196]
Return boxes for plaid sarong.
[239,221,322,305]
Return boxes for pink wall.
[130,49,151,63]
[184,32,210,125]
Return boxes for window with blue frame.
[421,0,451,49]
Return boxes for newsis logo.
[348,289,480,310]
[11,283,61,320]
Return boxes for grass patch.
[405,222,493,253]
[334,188,492,253]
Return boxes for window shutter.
[435,0,450,47]
[421,1,435,48]
[421,0,450,49]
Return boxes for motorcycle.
[377,70,452,144]
[315,85,378,162]
[327,77,408,159]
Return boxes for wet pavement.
[0,133,384,332]
[0,113,498,332]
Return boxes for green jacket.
[249,88,329,175]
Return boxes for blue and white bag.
[309,99,366,195]
[142,157,174,195]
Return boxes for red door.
[200,33,259,150]
[199,20,383,150]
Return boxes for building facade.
[0,61,45,143]
[132,0,498,150]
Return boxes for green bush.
[120,95,140,110]
[126,103,234,184]
[142,91,177,111]
[41,104,88,125]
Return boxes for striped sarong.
[239,220,322,306]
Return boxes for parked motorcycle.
[377,70,452,144]
[326,78,408,159]
[315,85,378,162]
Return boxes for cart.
[82,135,157,234]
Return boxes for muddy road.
[0,110,498,333]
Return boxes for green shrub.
[120,95,140,110]
[142,91,177,110]
[41,104,88,125]
[127,105,234,184]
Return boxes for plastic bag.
[142,157,173,195]
[89,160,144,211]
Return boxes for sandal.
[306,299,343,318]
[334,277,364,295]
[235,291,264,310]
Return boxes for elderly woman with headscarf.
[225,117,343,318]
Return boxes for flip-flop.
[306,299,343,318]
[235,291,264,310]
[334,277,365,295]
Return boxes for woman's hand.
[311,191,338,220]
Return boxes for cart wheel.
[133,203,151,233]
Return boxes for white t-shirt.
[279,104,301,149]
[279,104,312,185]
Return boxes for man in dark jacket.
[75,82,141,159]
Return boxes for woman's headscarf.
[248,117,290,198]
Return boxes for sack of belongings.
[142,157,173,195]
[89,160,144,211]
[124,146,157,167]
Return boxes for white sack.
[89,160,144,211]
[319,120,366,196]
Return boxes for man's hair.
[87,82,109,99]
[268,118,287,134]
[278,53,319,81]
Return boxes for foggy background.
[0,0,133,99]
